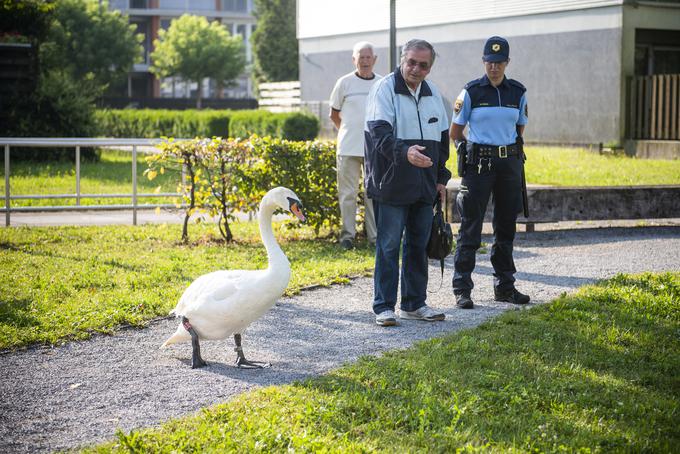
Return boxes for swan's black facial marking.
[287,197,306,222]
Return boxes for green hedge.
[94,109,230,138]
[95,109,319,140]
[229,110,320,141]
[251,136,338,233]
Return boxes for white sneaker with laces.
[400,305,445,321]
[375,309,398,326]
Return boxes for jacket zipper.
[412,94,424,140]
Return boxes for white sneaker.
[375,309,398,326]
[400,305,446,321]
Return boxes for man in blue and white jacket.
[364,39,451,327]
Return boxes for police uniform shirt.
[452,75,528,146]
[329,71,382,157]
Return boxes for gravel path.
[1,225,679,453]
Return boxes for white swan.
[161,186,306,369]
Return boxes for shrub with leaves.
[145,137,340,241]
[145,139,212,243]
[197,138,262,242]
[251,136,339,235]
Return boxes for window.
[132,20,151,64]
[236,24,247,40]
[158,0,184,9]
[130,0,148,8]
[221,0,247,12]
[635,29,680,75]
[130,75,151,98]
[193,0,215,11]
[109,0,128,9]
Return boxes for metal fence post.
[75,145,81,206]
[132,145,137,225]
[4,144,9,226]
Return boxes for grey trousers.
[337,155,376,243]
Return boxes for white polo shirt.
[329,71,382,157]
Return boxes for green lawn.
[4,150,179,207]
[83,272,679,453]
[449,146,680,186]
[0,222,374,350]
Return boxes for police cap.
[483,36,509,62]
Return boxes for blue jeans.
[373,200,433,314]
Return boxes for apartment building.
[109,0,256,103]
[298,0,680,148]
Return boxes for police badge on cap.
[483,36,509,62]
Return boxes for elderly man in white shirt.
[329,41,381,250]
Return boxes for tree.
[251,0,298,83]
[1,0,140,160]
[0,0,54,45]
[150,15,245,109]
[40,0,143,93]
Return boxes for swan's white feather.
[161,187,300,348]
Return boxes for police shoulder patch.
[454,98,463,115]
[524,104,528,118]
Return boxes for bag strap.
[429,195,446,292]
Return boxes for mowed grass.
[83,272,679,453]
[0,222,374,350]
[449,146,680,186]
[5,149,179,207]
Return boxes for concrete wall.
[299,5,625,145]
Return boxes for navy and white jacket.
[364,68,451,205]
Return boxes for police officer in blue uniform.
[450,36,530,309]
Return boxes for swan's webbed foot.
[233,333,271,369]
[182,316,208,369]
[235,354,271,369]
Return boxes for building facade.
[109,0,257,102]
[298,0,680,146]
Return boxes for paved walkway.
[0,217,679,452]
[5,209,214,227]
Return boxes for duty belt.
[473,143,520,158]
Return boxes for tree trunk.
[196,79,202,109]
[182,155,196,243]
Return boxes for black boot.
[494,288,530,305]
[455,292,474,309]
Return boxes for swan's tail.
[160,324,190,349]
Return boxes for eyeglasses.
[406,59,431,70]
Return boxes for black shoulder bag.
[427,197,453,286]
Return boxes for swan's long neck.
[258,198,288,269]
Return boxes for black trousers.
[453,155,523,294]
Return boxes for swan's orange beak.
[289,200,306,222]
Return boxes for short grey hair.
[400,39,436,65]
[352,41,375,57]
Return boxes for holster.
[456,141,468,177]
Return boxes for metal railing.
[1,138,183,227]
